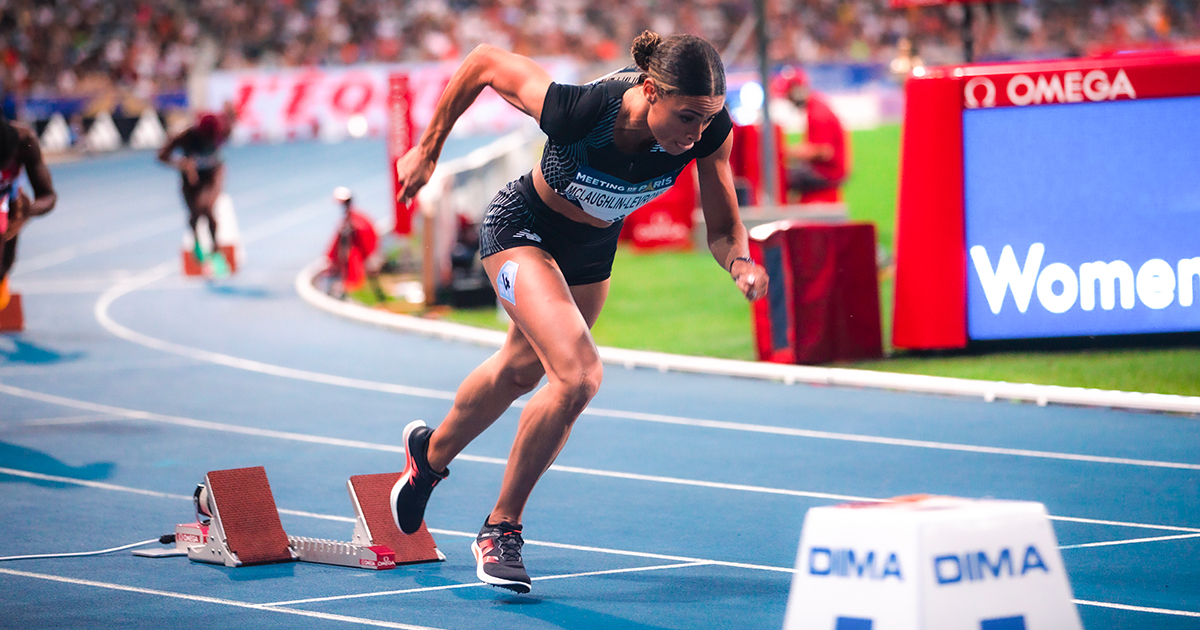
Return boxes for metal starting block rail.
[288,536,397,570]
[142,466,444,571]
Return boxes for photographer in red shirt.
[772,66,850,203]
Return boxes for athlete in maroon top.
[158,105,235,268]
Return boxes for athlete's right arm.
[156,133,181,166]
[396,45,552,204]
[157,132,198,184]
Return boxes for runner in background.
[0,116,57,311]
[158,104,236,277]
[390,31,768,594]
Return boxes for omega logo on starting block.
[783,496,1083,630]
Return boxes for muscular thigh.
[183,167,223,216]
[0,234,16,279]
[482,247,607,383]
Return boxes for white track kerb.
[294,259,1200,416]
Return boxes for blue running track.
[1,138,1198,629]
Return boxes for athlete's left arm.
[696,134,768,302]
[6,127,57,239]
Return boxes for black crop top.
[537,74,732,222]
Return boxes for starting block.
[782,496,1083,630]
[289,472,445,570]
[182,192,243,277]
[344,472,445,564]
[182,245,239,277]
[0,292,22,332]
[131,522,208,558]
[187,466,297,567]
[171,466,442,571]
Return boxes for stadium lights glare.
[347,114,369,138]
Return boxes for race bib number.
[562,166,682,223]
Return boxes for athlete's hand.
[3,189,31,240]
[732,258,769,302]
[180,158,198,185]
[395,146,437,205]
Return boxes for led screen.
[963,96,1200,340]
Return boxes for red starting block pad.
[347,472,445,564]
[286,472,443,570]
[0,293,23,332]
[182,245,239,277]
[783,496,1083,630]
[187,466,297,567]
[176,466,442,571]
[182,192,243,277]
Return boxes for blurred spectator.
[771,65,850,203]
[1,0,1197,114]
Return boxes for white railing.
[415,126,544,294]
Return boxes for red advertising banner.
[208,61,578,144]
[957,52,1200,109]
[890,0,1011,8]
[620,163,696,251]
[388,74,416,235]
[891,50,1200,350]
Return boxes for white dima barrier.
[783,496,1083,630]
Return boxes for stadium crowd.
[1,0,1197,105]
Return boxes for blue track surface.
[1,138,1197,629]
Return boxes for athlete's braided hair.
[630,31,725,97]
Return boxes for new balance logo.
[514,229,542,243]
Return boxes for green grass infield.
[432,124,1199,399]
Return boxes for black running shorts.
[478,173,623,286]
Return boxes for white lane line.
[12,386,1176,530]
[1,387,1198,536]
[0,385,412,454]
[425,527,796,574]
[547,462,876,504]
[7,465,1200,619]
[533,560,713,582]
[89,279,1200,474]
[14,217,180,273]
[0,357,207,377]
[294,253,1200,416]
[0,567,447,630]
[7,413,122,427]
[0,467,196,501]
[92,266,456,402]
[262,582,482,607]
[1074,599,1200,618]
[1049,515,1200,534]
[580,408,1200,472]
[14,165,365,276]
[5,464,1198,545]
[1059,532,1200,550]
[262,561,712,607]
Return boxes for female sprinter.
[391,31,768,593]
